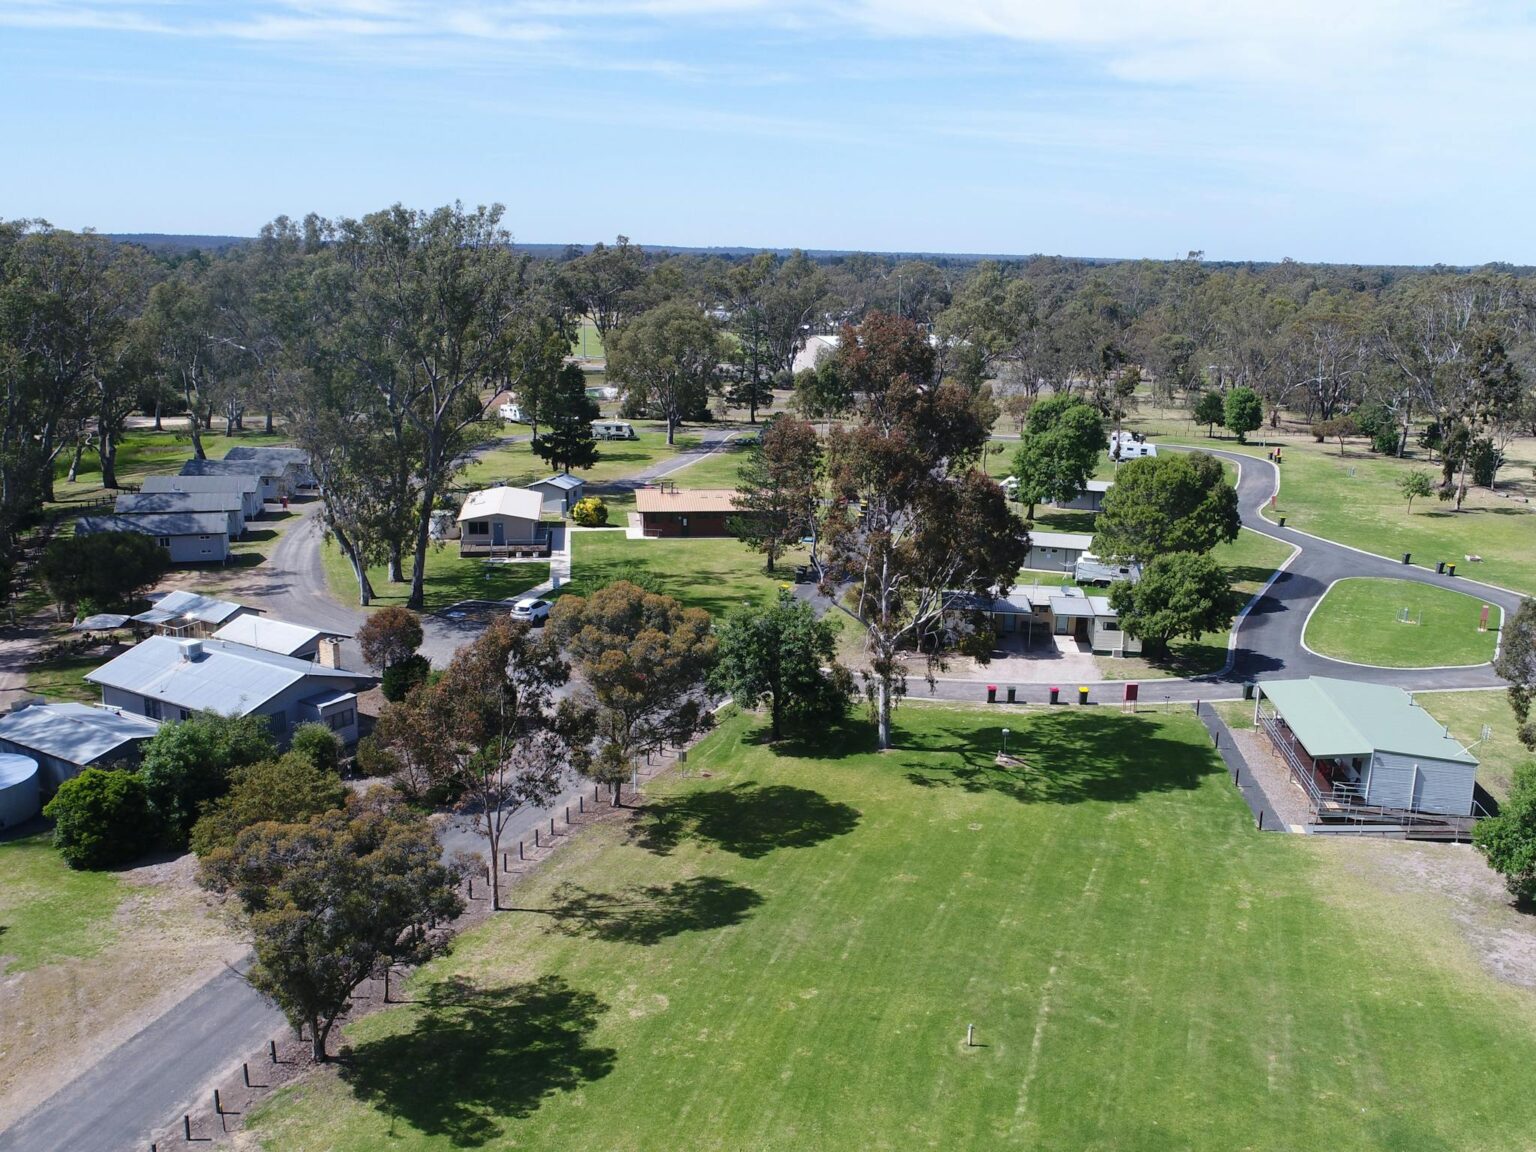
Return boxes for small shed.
[0,703,160,795]
[132,590,255,637]
[1255,678,1480,817]
[636,487,740,538]
[456,487,549,555]
[76,513,231,564]
[1022,530,1094,573]
[530,473,586,515]
[1052,479,1113,512]
[0,753,40,828]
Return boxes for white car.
[510,598,551,624]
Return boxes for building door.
[493,521,505,546]
[680,516,690,538]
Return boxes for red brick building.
[635,487,741,537]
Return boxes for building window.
[144,698,162,720]
[327,708,356,732]
[178,708,192,720]
[468,521,488,534]
[1101,620,1120,632]
[156,537,172,548]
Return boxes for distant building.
[1021,530,1094,573]
[635,487,740,538]
[530,473,585,515]
[1052,479,1113,512]
[456,487,550,556]
[792,334,840,375]
[223,446,315,488]
[0,702,160,795]
[180,458,290,501]
[141,474,264,520]
[76,512,231,564]
[86,636,370,744]
[115,490,247,537]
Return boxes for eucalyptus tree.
[606,301,725,444]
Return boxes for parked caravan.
[591,419,638,441]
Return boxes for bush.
[353,735,399,779]
[571,496,609,527]
[1471,438,1503,487]
[44,768,158,869]
[39,531,168,613]
[190,751,347,858]
[289,723,342,775]
[356,606,424,673]
[138,712,278,849]
[381,653,432,702]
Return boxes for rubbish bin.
[1049,686,1060,705]
[986,684,996,704]
[1277,516,1287,528]
[1402,553,1411,565]
[1436,561,1446,574]
[1243,682,1255,700]
[1447,563,1457,577]
[1078,686,1090,706]
[1006,686,1016,704]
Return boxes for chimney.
[178,639,203,662]
[316,637,342,669]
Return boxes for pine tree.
[531,364,601,475]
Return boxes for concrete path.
[0,963,284,1152]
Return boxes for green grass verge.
[669,440,751,489]
[571,319,606,360]
[561,532,804,619]
[24,651,105,703]
[1418,689,1534,803]
[460,424,701,492]
[0,833,123,973]
[51,429,295,503]
[321,541,549,612]
[250,706,1536,1151]
[1303,578,1501,668]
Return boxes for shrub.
[138,712,278,849]
[356,606,424,673]
[353,735,399,779]
[571,496,609,527]
[190,751,347,858]
[289,723,342,775]
[381,653,432,702]
[44,768,158,869]
[39,531,168,613]
[1471,438,1503,487]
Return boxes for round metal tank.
[0,752,40,828]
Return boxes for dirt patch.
[0,851,247,1125]
[1230,728,1313,831]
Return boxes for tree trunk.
[311,1017,330,1063]
[224,414,236,437]
[666,414,676,446]
[265,405,274,433]
[876,677,892,750]
[487,823,502,911]
[610,779,622,806]
[100,438,118,489]
[388,539,404,583]
[333,524,375,605]
[152,399,163,432]
[66,440,85,484]
[770,695,782,742]
[406,481,436,610]
[184,384,206,460]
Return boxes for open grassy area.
[1419,689,1533,802]
[321,540,549,612]
[251,705,1536,1151]
[24,650,108,703]
[0,833,124,974]
[1101,528,1296,681]
[572,318,605,360]
[50,428,294,503]
[459,423,702,492]
[563,531,804,619]
[1304,578,1501,668]
[669,439,752,489]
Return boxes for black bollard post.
[519,840,524,860]
[549,816,556,836]
[214,1088,223,1115]
[270,1039,278,1063]
[579,795,585,814]
[184,1116,192,1141]
[243,1062,251,1088]
[1257,810,1264,830]
[468,875,474,898]
[566,805,571,825]
[534,827,541,847]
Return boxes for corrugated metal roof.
[0,703,159,765]
[142,474,261,495]
[181,458,280,479]
[1028,530,1094,551]
[634,488,739,514]
[536,474,584,491]
[132,591,247,626]
[212,616,328,656]
[1259,678,1478,764]
[85,636,368,715]
[224,446,310,468]
[457,486,544,522]
[116,492,243,516]
[78,512,230,537]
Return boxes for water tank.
[0,753,40,828]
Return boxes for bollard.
[1235,765,1240,785]
[1078,685,1089,706]
[243,1062,251,1088]
[579,795,585,814]
[185,1116,193,1141]
[1257,810,1263,830]
[1006,686,1016,704]
[1049,685,1060,705]
[1402,552,1411,565]
[214,1088,223,1115]
[534,827,540,847]
[270,1039,278,1064]
[1277,516,1287,527]
[595,783,600,802]
[468,876,474,898]
[986,684,996,704]
[519,839,524,860]
[550,816,556,836]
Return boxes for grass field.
[1304,578,1501,668]
[321,541,549,612]
[563,532,803,619]
[50,428,294,503]
[0,833,123,973]
[24,651,108,703]
[250,705,1536,1151]
[670,439,752,489]
[459,424,702,492]
[1419,689,1533,802]
[572,319,605,360]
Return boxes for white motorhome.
[1074,554,1142,586]
[591,419,638,441]
[498,402,527,424]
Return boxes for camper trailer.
[1074,554,1142,586]
[498,402,527,424]
[591,419,638,441]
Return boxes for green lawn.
[51,428,294,503]
[572,318,605,360]
[0,833,124,973]
[669,439,752,489]
[1418,689,1533,803]
[1304,578,1501,668]
[250,706,1536,1151]
[25,651,107,703]
[1102,528,1296,681]
[562,532,804,619]
[321,540,549,612]
[459,424,701,492]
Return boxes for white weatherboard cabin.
[457,486,550,556]
[223,446,315,489]
[141,473,265,520]
[1052,479,1113,512]
[1255,678,1483,822]
[115,490,248,537]
[76,512,231,563]
[1021,530,1094,573]
[86,636,370,744]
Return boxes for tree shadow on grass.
[900,711,1219,805]
[520,876,763,945]
[752,717,879,761]
[633,783,860,858]
[338,975,615,1147]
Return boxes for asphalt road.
[0,963,284,1152]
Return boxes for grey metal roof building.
[223,446,315,487]
[0,703,160,794]
[115,491,247,536]
[132,590,252,631]
[76,513,231,563]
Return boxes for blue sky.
[2,1,1535,263]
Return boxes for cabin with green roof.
[1254,677,1482,820]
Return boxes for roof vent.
[178,639,204,662]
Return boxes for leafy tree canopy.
[1093,452,1240,562]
